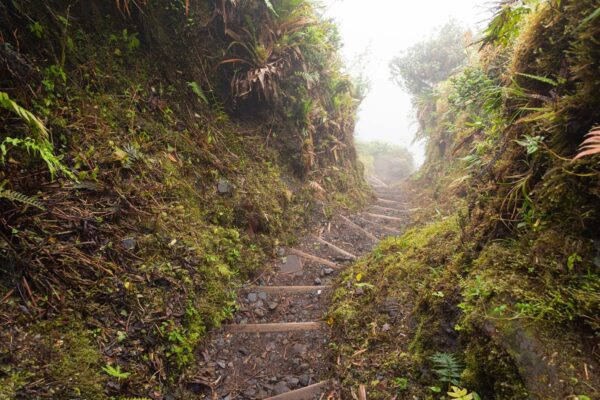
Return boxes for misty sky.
[323,0,491,164]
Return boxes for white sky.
[323,0,491,164]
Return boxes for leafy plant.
[447,386,481,400]
[515,134,544,155]
[187,81,208,104]
[0,92,74,180]
[430,352,463,385]
[101,364,130,379]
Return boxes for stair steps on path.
[264,380,333,400]
[370,204,409,214]
[227,321,324,333]
[376,197,406,205]
[243,285,330,294]
[312,236,357,260]
[353,215,403,235]
[337,215,379,243]
[364,212,406,223]
[287,248,342,269]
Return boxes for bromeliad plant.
[219,0,315,101]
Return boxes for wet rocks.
[272,381,290,395]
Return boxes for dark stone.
[121,237,136,250]
[217,178,234,194]
[280,254,303,273]
[272,381,290,395]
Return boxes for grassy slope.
[330,1,600,399]
[0,1,368,398]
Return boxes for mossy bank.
[0,1,369,398]
[330,1,600,399]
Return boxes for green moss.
[37,320,105,399]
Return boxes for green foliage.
[0,187,45,210]
[430,352,463,386]
[390,21,468,97]
[515,134,544,155]
[101,365,131,379]
[0,91,49,141]
[479,0,538,47]
[187,81,209,104]
[0,91,73,180]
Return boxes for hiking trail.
[198,183,411,399]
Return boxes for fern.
[1,137,73,179]
[0,189,45,210]
[430,352,463,385]
[0,92,74,180]
[574,128,600,160]
[0,91,48,141]
[187,81,209,104]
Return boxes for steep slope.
[0,1,368,398]
[330,1,600,399]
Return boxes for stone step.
[264,380,333,400]
[235,289,329,323]
[203,330,328,398]
[227,322,324,333]
[312,236,356,260]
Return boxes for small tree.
[389,21,469,97]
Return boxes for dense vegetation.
[0,1,367,398]
[331,1,600,399]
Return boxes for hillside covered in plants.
[330,1,599,399]
[0,1,368,398]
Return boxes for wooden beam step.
[227,322,324,333]
[243,286,330,294]
[367,175,389,187]
[313,236,356,260]
[288,248,342,269]
[364,212,405,222]
[265,380,333,400]
[376,197,406,205]
[338,215,379,242]
[354,215,402,235]
[371,205,408,213]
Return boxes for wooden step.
[338,215,379,242]
[265,380,333,400]
[227,321,324,333]
[288,248,342,269]
[313,236,357,260]
[243,285,330,293]
[364,212,405,222]
[371,204,407,213]
[354,215,402,235]
[376,197,406,205]
[367,175,388,187]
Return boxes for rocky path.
[197,184,409,399]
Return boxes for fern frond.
[574,128,600,160]
[430,352,463,385]
[0,189,45,210]
[0,91,48,141]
